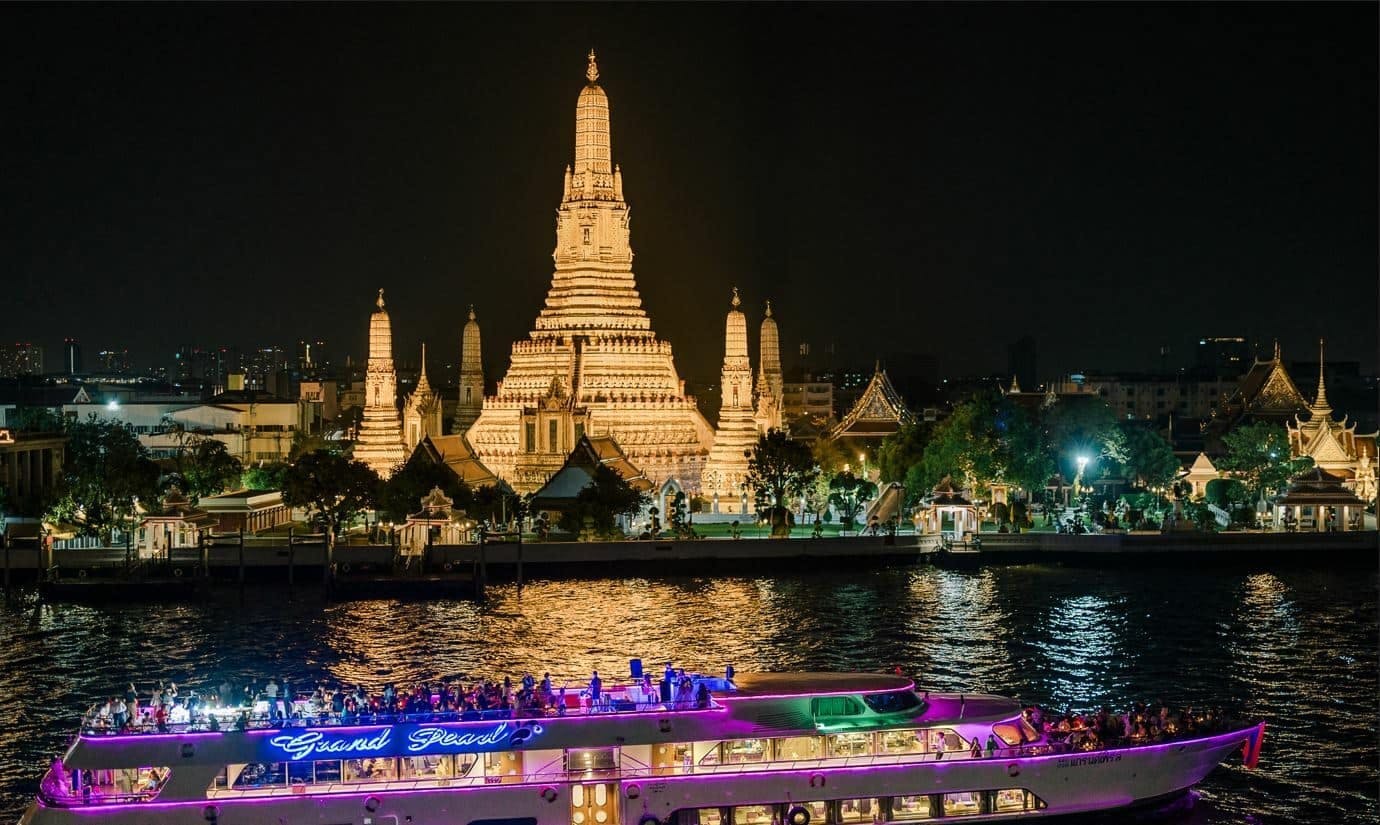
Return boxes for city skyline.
[5,4,1376,384]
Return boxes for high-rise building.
[352,290,407,478]
[95,349,132,375]
[63,338,82,375]
[465,51,714,492]
[1196,336,1251,378]
[0,343,45,377]
[296,339,329,375]
[245,347,287,391]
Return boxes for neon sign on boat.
[267,723,543,761]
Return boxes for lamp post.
[1075,455,1089,501]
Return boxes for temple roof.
[1272,467,1368,507]
[1222,345,1308,420]
[411,433,500,489]
[927,475,973,507]
[831,365,915,439]
[530,433,653,506]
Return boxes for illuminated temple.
[353,290,407,478]
[700,290,758,512]
[1287,341,1378,502]
[464,52,715,492]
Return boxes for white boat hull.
[20,728,1252,825]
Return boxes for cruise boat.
[22,671,1265,825]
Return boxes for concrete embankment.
[973,529,1378,564]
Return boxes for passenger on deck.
[589,671,602,707]
[695,682,710,709]
[969,737,982,759]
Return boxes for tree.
[1204,478,1249,509]
[994,398,1053,496]
[289,429,340,462]
[828,470,878,529]
[1217,422,1313,502]
[556,465,649,539]
[242,463,288,491]
[8,407,65,433]
[917,399,998,495]
[876,421,931,485]
[1044,396,1125,482]
[168,434,243,503]
[377,458,471,523]
[282,450,379,542]
[48,416,160,538]
[809,435,848,478]
[746,430,820,510]
[1119,424,1179,490]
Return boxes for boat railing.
[37,766,164,808]
[79,696,722,737]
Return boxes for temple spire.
[377,288,386,310]
[1312,337,1330,413]
[586,49,599,83]
[417,342,432,394]
[731,286,741,308]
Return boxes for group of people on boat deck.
[1023,701,1243,752]
[87,664,718,733]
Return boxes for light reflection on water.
[0,564,1373,825]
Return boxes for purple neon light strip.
[43,725,1256,814]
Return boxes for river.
[0,562,1374,823]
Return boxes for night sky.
[5,3,1376,383]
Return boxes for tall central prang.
[465,51,714,492]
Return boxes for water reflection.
[0,564,1373,824]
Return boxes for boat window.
[694,809,730,825]
[773,735,824,761]
[566,748,618,773]
[923,729,965,753]
[232,762,285,788]
[401,754,472,780]
[722,738,768,764]
[694,741,722,766]
[863,690,922,714]
[812,696,863,717]
[837,798,881,822]
[878,729,924,755]
[993,789,1035,813]
[991,722,1027,746]
[287,761,316,786]
[313,760,342,783]
[733,804,776,824]
[826,732,873,757]
[942,791,983,816]
[343,757,396,783]
[892,794,933,820]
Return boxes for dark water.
[0,563,1375,824]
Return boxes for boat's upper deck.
[723,672,913,699]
